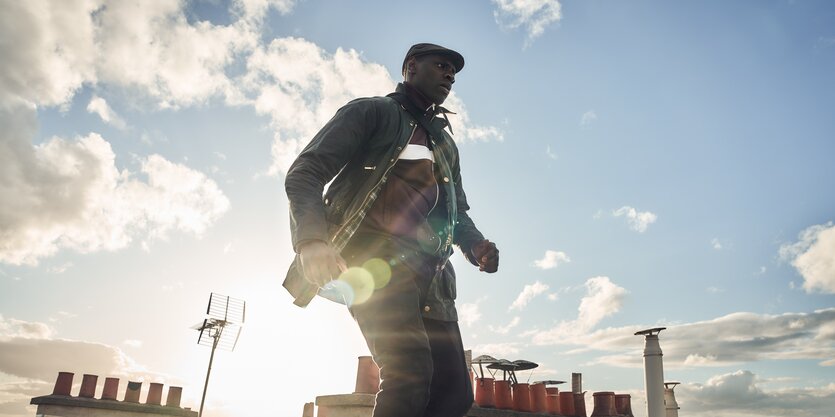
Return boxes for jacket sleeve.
[285,99,379,253]
[449,143,486,265]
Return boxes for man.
[283,43,499,417]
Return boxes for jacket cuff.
[461,238,486,267]
[293,238,329,254]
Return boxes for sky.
[1,1,834,416]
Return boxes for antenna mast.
[192,293,246,417]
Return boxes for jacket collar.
[395,83,455,115]
[394,83,456,134]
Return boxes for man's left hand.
[471,239,499,273]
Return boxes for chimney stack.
[635,327,667,417]
[664,382,681,417]
[571,372,582,393]
[34,372,196,417]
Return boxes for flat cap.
[402,43,465,74]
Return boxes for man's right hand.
[299,240,347,288]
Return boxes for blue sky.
[1,1,834,416]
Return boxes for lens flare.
[362,258,392,289]
[338,267,374,305]
[323,279,355,306]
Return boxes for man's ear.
[406,57,418,75]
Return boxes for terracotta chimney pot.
[474,377,495,408]
[101,377,119,400]
[302,402,314,417]
[354,356,380,394]
[531,382,548,413]
[494,380,513,410]
[124,381,142,403]
[166,386,183,408]
[546,387,561,415]
[52,372,74,396]
[146,382,163,405]
[78,374,98,398]
[591,391,618,417]
[512,383,532,412]
[615,394,635,417]
[559,391,576,416]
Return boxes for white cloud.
[87,95,126,129]
[489,316,521,335]
[0,316,53,340]
[0,0,275,109]
[442,93,505,143]
[577,277,627,329]
[684,353,719,366]
[678,370,835,417]
[0,380,49,416]
[711,238,723,250]
[234,0,297,21]
[0,318,156,384]
[47,311,77,323]
[557,308,835,370]
[0,0,98,108]
[509,281,550,311]
[779,222,835,294]
[459,300,484,328]
[530,276,627,345]
[492,0,562,47]
[533,250,570,270]
[580,110,597,126]
[613,206,657,233]
[471,342,522,357]
[707,286,724,293]
[92,1,258,109]
[0,109,229,265]
[122,339,143,348]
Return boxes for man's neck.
[401,82,435,112]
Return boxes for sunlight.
[170,278,371,417]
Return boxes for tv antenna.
[192,293,245,417]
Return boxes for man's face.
[406,54,457,105]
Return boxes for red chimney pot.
[52,372,74,396]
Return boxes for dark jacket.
[283,84,485,321]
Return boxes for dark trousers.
[347,246,473,417]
